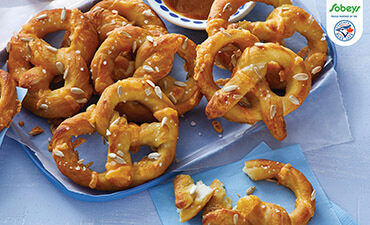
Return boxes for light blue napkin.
[149,142,357,225]
[0,87,27,145]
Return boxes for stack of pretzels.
[5,0,327,191]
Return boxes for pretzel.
[90,25,151,94]
[196,34,311,140]
[207,0,292,71]
[7,8,96,118]
[243,159,316,225]
[84,0,168,80]
[229,4,328,79]
[173,175,214,222]
[133,34,202,116]
[201,180,291,225]
[0,70,21,131]
[90,0,167,39]
[52,78,179,190]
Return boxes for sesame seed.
[246,186,256,195]
[56,62,64,73]
[61,7,66,21]
[144,20,148,24]
[108,153,116,158]
[182,38,188,50]
[222,3,231,12]
[114,156,126,164]
[169,92,177,104]
[132,41,137,52]
[311,190,316,201]
[36,14,47,20]
[112,9,118,14]
[174,81,186,87]
[293,73,309,81]
[161,117,168,127]
[148,152,160,160]
[270,105,276,119]
[146,79,155,88]
[233,214,238,225]
[20,37,33,42]
[146,35,154,43]
[224,85,238,92]
[221,30,232,38]
[40,104,48,110]
[70,87,85,95]
[154,66,160,72]
[54,150,64,157]
[142,9,152,16]
[63,67,69,79]
[154,86,162,99]
[78,159,84,164]
[76,98,87,104]
[110,117,120,127]
[190,121,196,127]
[289,95,300,105]
[106,129,111,136]
[143,65,154,72]
[231,54,237,67]
[311,66,322,75]
[121,31,132,38]
[254,42,264,47]
[117,85,123,97]
[116,150,124,157]
[46,45,57,52]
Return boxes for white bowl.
[147,0,256,30]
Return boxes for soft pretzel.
[196,32,311,140]
[243,159,316,225]
[133,34,202,116]
[173,175,214,222]
[207,0,292,71]
[90,25,151,94]
[52,78,179,190]
[0,70,21,131]
[203,195,291,225]
[229,4,328,79]
[90,0,167,38]
[202,179,233,215]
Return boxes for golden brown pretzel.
[195,30,311,140]
[52,78,179,190]
[229,5,328,79]
[134,33,202,115]
[90,0,167,38]
[0,70,21,131]
[207,0,292,36]
[203,195,292,225]
[90,25,151,94]
[206,0,292,71]
[7,9,96,118]
[243,159,316,225]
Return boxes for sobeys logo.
[329,3,360,13]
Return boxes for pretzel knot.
[8,8,97,118]
[243,159,316,225]
[88,0,167,41]
[229,4,328,80]
[91,25,152,94]
[0,70,21,131]
[52,78,179,190]
[195,29,311,140]
[134,33,202,116]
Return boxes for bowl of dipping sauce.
[147,0,256,30]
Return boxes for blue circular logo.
[334,20,355,42]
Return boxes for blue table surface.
[0,1,369,225]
